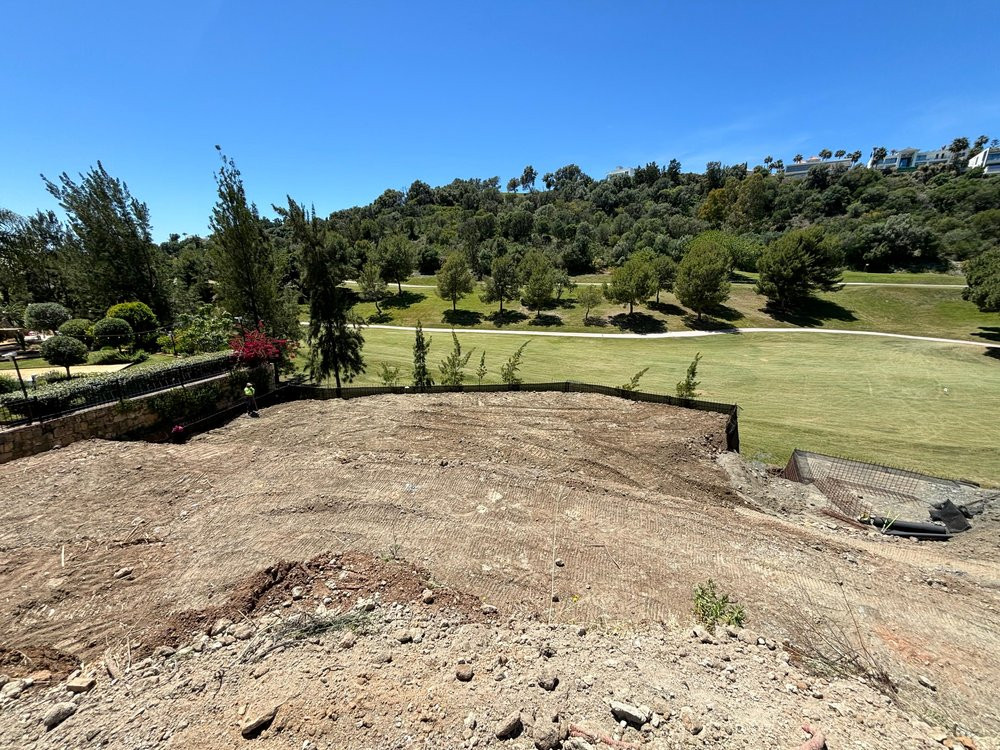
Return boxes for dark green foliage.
[0,351,234,418]
[500,341,528,385]
[576,285,604,324]
[518,250,555,315]
[438,331,474,386]
[92,317,134,350]
[24,302,71,333]
[40,335,88,376]
[963,248,1000,312]
[90,348,149,365]
[604,254,657,314]
[278,198,364,389]
[107,301,159,349]
[377,234,416,294]
[157,305,234,355]
[435,253,475,311]
[756,228,843,311]
[58,318,94,347]
[650,254,678,303]
[676,352,702,398]
[481,254,521,316]
[0,377,18,395]
[412,321,432,388]
[674,236,731,319]
[42,163,169,319]
[210,151,296,338]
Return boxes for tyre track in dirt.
[1,392,998,733]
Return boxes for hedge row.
[0,351,236,420]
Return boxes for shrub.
[0,351,234,419]
[92,317,134,350]
[157,305,234,355]
[40,335,89,377]
[58,318,94,348]
[106,301,159,348]
[693,579,746,629]
[24,302,71,333]
[90,348,149,365]
[0,377,19,395]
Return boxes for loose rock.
[456,664,474,682]
[495,712,523,740]
[42,702,77,730]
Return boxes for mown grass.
[335,281,997,343]
[323,328,1000,486]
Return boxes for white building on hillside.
[867,147,959,171]
[968,146,1000,175]
[606,165,635,180]
[784,156,855,178]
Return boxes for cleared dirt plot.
[1,392,999,747]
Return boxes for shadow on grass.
[731,270,756,285]
[647,301,687,316]
[985,348,1000,361]
[368,311,393,324]
[580,316,610,328]
[973,326,1000,343]
[528,313,564,327]
[609,312,667,334]
[683,314,739,331]
[764,297,858,327]
[442,309,483,326]
[486,309,529,327]
[383,291,426,309]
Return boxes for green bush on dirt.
[693,579,746,629]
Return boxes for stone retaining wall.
[0,368,271,464]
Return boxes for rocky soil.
[1,551,988,750]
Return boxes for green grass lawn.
[322,328,1000,486]
[336,281,998,343]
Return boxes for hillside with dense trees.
[3,142,1000,336]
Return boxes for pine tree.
[277,197,363,389]
[676,353,702,398]
[475,350,487,385]
[439,331,474,385]
[500,342,529,385]
[435,253,475,310]
[412,321,433,388]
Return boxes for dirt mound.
[146,551,491,652]
[0,646,79,680]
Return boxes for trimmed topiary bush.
[106,302,159,349]
[40,335,89,377]
[92,317,134,350]
[24,302,71,333]
[58,318,94,348]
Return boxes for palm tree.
[834,149,846,159]
[818,149,832,160]
[849,150,863,164]
[793,154,804,164]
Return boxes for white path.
[348,281,966,290]
[360,324,1000,349]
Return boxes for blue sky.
[3,0,999,241]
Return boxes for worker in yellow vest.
[244,382,259,416]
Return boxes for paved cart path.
[356,323,1000,348]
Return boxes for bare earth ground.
[0,393,998,749]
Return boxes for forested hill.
[323,159,1000,279]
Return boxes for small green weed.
[693,579,746,629]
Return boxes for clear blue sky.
[3,1,998,241]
